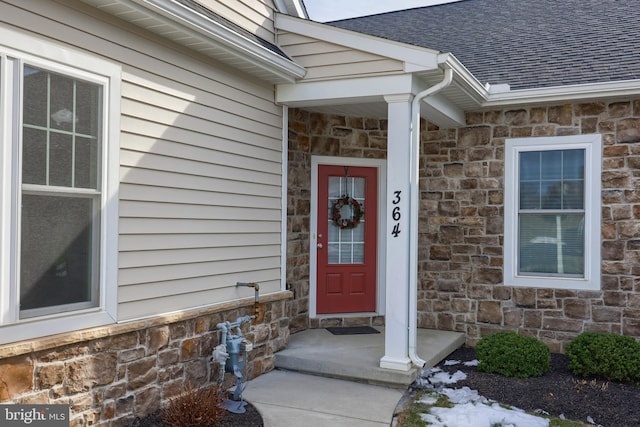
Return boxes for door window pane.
[327,175,365,264]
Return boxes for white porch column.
[380,94,413,371]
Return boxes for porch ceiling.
[293,79,481,119]
[277,67,482,128]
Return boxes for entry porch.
[274,327,465,387]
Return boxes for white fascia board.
[437,53,640,108]
[484,79,640,107]
[438,53,488,106]
[437,53,640,109]
[276,74,414,105]
[276,14,440,70]
[128,0,306,81]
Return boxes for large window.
[20,66,103,318]
[0,28,119,343]
[504,135,601,290]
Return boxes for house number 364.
[391,190,401,237]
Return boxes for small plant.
[566,332,640,383]
[162,383,225,427]
[475,331,550,378]
[571,378,609,394]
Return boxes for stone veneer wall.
[287,99,640,352]
[0,295,290,427]
[421,100,640,352]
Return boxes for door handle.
[317,243,323,249]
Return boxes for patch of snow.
[444,359,461,366]
[586,415,604,426]
[420,387,550,427]
[418,394,439,405]
[463,359,479,367]
[440,387,482,404]
[420,367,442,377]
[430,370,467,384]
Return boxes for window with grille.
[0,27,119,343]
[504,135,601,290]
[20,66,103,318]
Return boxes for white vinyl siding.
[277,32,405,80]
[504,134,602,290]
[1,0,284,325]
[194,0,277,42]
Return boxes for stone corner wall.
[0,298,289,426]
[286,108,388,331]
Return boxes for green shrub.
[476,332,550,378]
[566,332,640,383]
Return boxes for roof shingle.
[328,0,640,90]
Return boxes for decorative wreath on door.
[332,195,364,229]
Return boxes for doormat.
[326,326,380,335]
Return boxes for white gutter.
[440,53,640,108]
[408,65,454,367]
[484,79,640,107]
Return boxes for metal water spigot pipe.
[236,282,262,323]
[236,282,260,303]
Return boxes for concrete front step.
[274,327,465,388]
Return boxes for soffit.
[80,0,305,84]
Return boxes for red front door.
[317,165,377,314]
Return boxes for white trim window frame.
[504,134,602,290]
[0,27,120,344]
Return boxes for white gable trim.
[276,14,440,70]
[275,0,308,19]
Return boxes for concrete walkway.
[240,327,465,426]
[242,369,404,427]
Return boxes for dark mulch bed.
[433,346,640,426]
[130,400,263,427]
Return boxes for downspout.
[408,65,454,367]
